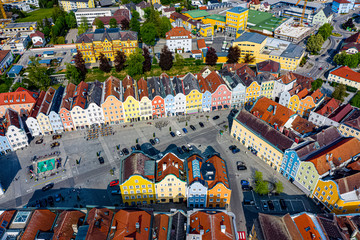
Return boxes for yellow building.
[75,28,138,63]
[37,113,53,135]
[151,0,160,4]
[120,153,156,206]
[313,175,360,214]
[328,66,360,90]
[183,10,210,21]
[59,0,95,12]
[260,80,275,100]
[186,89,202,114]
[231,109,295,171]
[232,31,305,71]
[199,24,214,37]
[226,7,249,36]
[123,95,140,123]
[338,109,360,140]
[245,81,261,102]
[155,153,186,203]
[288,89,323,117]
[202,14,226,31]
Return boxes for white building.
[4,36,31,55]
[30,31,46,47]
[0,135,12,155]
[165,27,192,53]
[70,106,89,130]
[24,0,39,7]
[74,7,118,26]
[0,50,14,74]
[25,117,41,137]
[5,109,28,151]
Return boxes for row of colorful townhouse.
[231,96,360,215]
[118,151,232,209]
[0,64,316,155]
[0,207,239,240]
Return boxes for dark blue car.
[182,128,188,134]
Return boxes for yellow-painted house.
[37,113,53,135]
[313,174,360,214]
[59,0,95,12]
[233,31,305,71]
[155,153,186,203]
[231,109,295,171]
[338,109,360,140]
[120,153,156,206]
[288,89,323,117]
[183,10,210,21]
[203,14,226,31]
[186,89,202,114]
[75,28,138,63]
[260,80,275,100]
[123,95,140,123]
[199,24,214,37]
[245,81,261,102]
[226,7,249,36]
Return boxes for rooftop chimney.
[273,105,277,115]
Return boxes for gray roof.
[125,2,136,10]
[218,68,245,89]
[182,73,200,95]
[5,22,35,29]
[171,77,184,95]
[160,74,173,96]
[235,109,295,152]
[280,43,305,59]
[234,32,267,44]
[122,152,154,182]
[322,5,333,18]
[87,81,103,106]
[147,77,164,99]
[256,72,276,83]
[49,86,64,113]
[76,28,137,43]
[170,211,187,240]
[99,0,113,7]
[153,2,162,9]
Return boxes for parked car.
[50,142,60,148]
[176,131,182,136]
[182,145,189,152]
[135,144,141,150]
[122,148,129,155]
[47,196,54,207]
[98,156,104,164]
[131,146,136,151]
[55,193,62,202]
[187,144,193,151]
[190,125,196,131]
[52,134,62,140]
[237,161,245,166]
[182,128,188,134]
[244,199,255,205]
[150,139,156,145]
[177,146,184,154]
[170,131,176,137]
[237,165,247,170]
[229,145,236,151]
[35,139,43,144]
[213,115,220,120]
[154,137,160,144]
[241,180,252,191]
[267,200,274,210]
[110,179,119,187]
[199,122,204,128]
[262,201,268,210]
[280,199,287,210]
[232,148,240,154]
[42,183,54,191]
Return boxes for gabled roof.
[136,0,150,8]
[184,10,210,18]
[234,31,267,44]
[345,32,360,44]
[166,27,192,39]
[72,81,88,109]
[76,29,137,43]
[197,39,206,49]
[330,66,360,83]
[202,71,226,93]
[160,73,172,96]
[5,108,21,129]
[341,42,360,52]
[329,103,353,122]
[308,137,360,175]
[182,73,200,95]
[277,72,297,84]
[316,214,348,240]
[21,210,56,240]
[156,152,184,182]
[137,77,148,100]
[53,210,86,240]
[315,98,341,117]
[222,63,247,72]
[334,0,350,4]
[0,210,16,229]
[29,91,45,118]
[342,108,360,131]
[335,172,360,195]
[322,5,333,18]
[310,89,324,104]
[293,73,313,89]
[104,76,122,100]
[0,88,38,107]
[111,210,151,240]
[87,81,103,106]
[30,30,44,39]
[236,109,295,152]
[122,152,154,182]
[251,97,295,129]
[250,0,260,5]
[170,12,189,22]
[153,214,170,240]
[187,154,204,184]
[256,59,280,73]
[84,208,113,240]
[290,116,316,135]
[293,213,323,240]
[0,50,11,63]
[202,155,230,189]
[164,7,176,12]
[188,210,235,240]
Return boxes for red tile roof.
[60,83,76,110]
[191,50,202,54]
[0,88,38,107]
[310,89,324,104]
[122,152,153,181]
[187,154,204,184]
[329,103,353,122]
[104,76,121,100]
[29,90,45,118]
[38,87,56,115]
[293,73,313,89]
[308,137,360,175]
[0,50,11,63]
[166,27,192,39]
[341,42,360,52]
[170,12,189,22]
[153,214,170,240]
[316,98,341,117]
[334,0,350,3]
[223,63,246,72]
[188,210,235,240]
[335,172,360,195]
[277,72,297,84]
[258,213,302,240]
[297,88,309,99]
[5,108,20,129]
[342,109,360,131]
[251,97,295,129]
[92,15,127,26]
[156,152,184,181]
[164,7,176,12]
[203,71,226,93]
[137,77,148,100]
[72,81,88,109]
[0,210,16,229]
[21,210,56,240]
[256,59,280,73]
[111,209,151,240]
[197,39,206,49]
[30,30,44,39]
[290,116,316,134]
[85,208,113,240]
[345,32,360,44]
[293,213,323,240]
[250,0,260,4]
[330,66,360,83]
[205,155,230,188]
[53,210,86,240]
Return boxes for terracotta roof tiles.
[53,210,86,240]
[315,98,341,117]
[342,109,360,131]
[329,103,353,122]
[335,172,360,195]
[72,81,88,109]
[60,83,76,110]
[330,66,360,83]
[345,32,360,44]
[204,155,229,189]
[104,76,121,100]
[166,27,192,39]
[0,210,16,229]
[277,72,297,84]
[21,210,56,240]
[0,50,11,63]
[256,59,280,73]
[153,214,170,240]
[29,91,45,118]
[290,116,316,135]
[156,152,184,182]
[197,39,206,49]
[293,213,323,240]
[122,152,153,181]
[137,77,149,100]
[85,208,113,240]
[0,88,38,108]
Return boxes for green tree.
[334,52,359,68]
[56,36,65,44]
[126,48,145,76]
[311,78,323,91]
[227,46,240,64]
[205,47,218,66]
[114,50,126,72]
[142,47,152,72]
[141,22,157,47]
[332,84,349,102]
[99,53,112,73]
[130,10,141,35]
[159,45,173,70]
[25,57,52,90]
[255,180,269,195]
[52,6,64,23]
[159,16,171,38]
[275,181,284,194]
[65,11,77,28]
[350,92,360,108]
[243,53,255,63]
[306,34,324,54]
[343,18,355,29]
[94,18,105,29]
[174,53,184,66]
[75,51,87,75]
[254,170,263,183]
[65,63,83,85]
[78,17,89,35]
[317,23,333,40]
[109,18,118,28]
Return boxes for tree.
[94,18,105,29]
[243,53,255,63]
[65,63,83,85]
[174,53,185,66]
[114,50,126,72]
[255,180,269,195]
[78,17,89,35]
[153,56,158,65]
[56,36,65,44]
[126,48,145,76]
[159,45,173,70]
[99,53,112,73]
[159,16,171,38]
[65,11,77,28]
[141,22,157,47]
[311,78,323,91]
[318,23,333,40]
[205,47,218,66]
[74,51,87,75]
[130,10,141,35]
[120,18,130,30]
[306,34,324,54]
[343,18,355,29]
[332,84,349,102]
[227,46,240,64]
[254,171,263,183]
[142,47,152,72]
[25,57,52,90]
[275,181,284,194]
[334,52,360,68]
[350,92,360,108]
[109,18,117,28]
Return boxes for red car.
[109,180,119,187]
[319,67,323,70]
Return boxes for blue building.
[201,90,211,112]
[186,154,207,208]
[332,0,355,13]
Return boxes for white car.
[176,131,182,136]
[187,144,193,151]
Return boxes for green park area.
[16,8,53,23]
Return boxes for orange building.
[21,210,56,240]
[0,87,39,117]
[59,83,76,131]
[292,213,324,240]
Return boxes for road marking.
[289,200,295,211]
[26,189,33,193]
[33,176,61,187]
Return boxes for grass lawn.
[16,8,53,23]
[84,64,222,82]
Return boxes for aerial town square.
[0,0,360,238]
